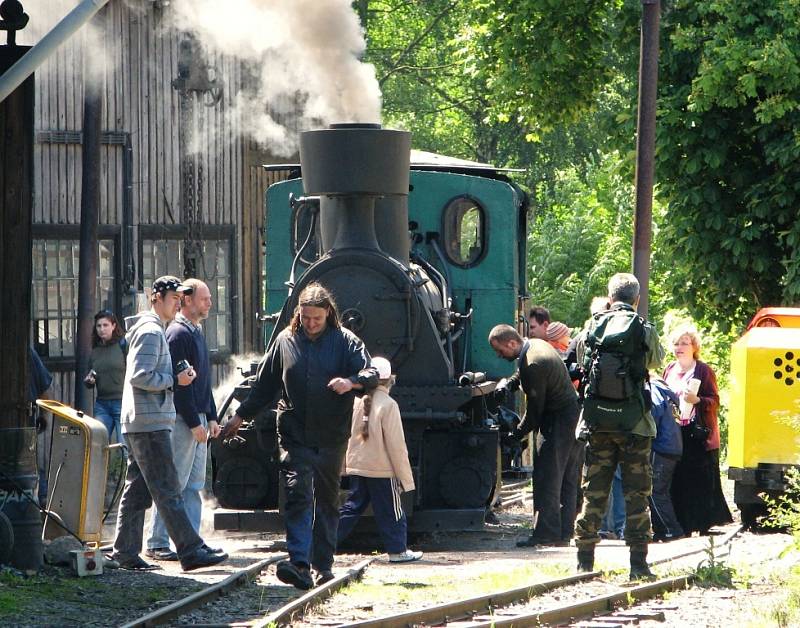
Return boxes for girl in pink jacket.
[336,357,422,563]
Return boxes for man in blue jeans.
[110,276,227,572]
[224,283,377,589]
[146,278,221,561]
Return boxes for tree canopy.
[361,0,800,332]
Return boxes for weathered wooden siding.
[27,2,306,406]
[33,4,244,229]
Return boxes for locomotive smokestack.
[299,124,411,257]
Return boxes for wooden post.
[0,44,33,431]
[0,42,43,571]
[632,0,660,317]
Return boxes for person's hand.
[177,367,196,387]
[328,377,354,395]
[191,424,208,443]
[208,420,221,439]
[684,390,700,404]
[220,414,243,439]
[83,372,96,387]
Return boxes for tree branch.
[378,1,458,87]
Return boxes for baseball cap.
[371,356,393,380]
[152,275,191,296]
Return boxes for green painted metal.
[262,170,523,379]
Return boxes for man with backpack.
[574,273,664,579]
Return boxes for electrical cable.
[0,467,83,544]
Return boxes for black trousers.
[532,408,582,541]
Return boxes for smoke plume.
[168,0,382,156]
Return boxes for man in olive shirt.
[489,324,581,546]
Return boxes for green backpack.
[582,305,649,431]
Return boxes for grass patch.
[343,562,571,607]
[761,565,800,628]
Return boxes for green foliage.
[657,0,800,331]
[695,537,737,588]
[462,0,639,133]
[526,150,635,327]
[763,466,800,552]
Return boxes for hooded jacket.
[344,385,415,492]
[121,311,176,434]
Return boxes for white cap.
[372,356,392,380]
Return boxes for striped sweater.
[121,311,176,434]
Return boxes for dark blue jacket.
[166,315,217,429]
[650,377,682,456]
[237,325,377,447]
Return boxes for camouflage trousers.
[574,432,653,549]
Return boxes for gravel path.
[2,502,795,627]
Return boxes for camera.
[84,369,97,388]
[176,359,191,374]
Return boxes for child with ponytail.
[336,357,422,563]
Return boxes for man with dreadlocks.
[336,357,422,564]
[224,282,378,590]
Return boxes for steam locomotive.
[212,124,529,532]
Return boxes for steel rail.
[468,573,695,627]
[337,524,743,628]
[500,480,530,492]
[120,554,288,628]
[339,571,601,628]
[252,557,374,628]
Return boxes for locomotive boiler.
[212,123,529,532]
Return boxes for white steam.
[169,0,382,156]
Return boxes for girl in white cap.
[336,357,422,563]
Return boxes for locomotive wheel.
[214,458,271,510]
[438,457,495,509]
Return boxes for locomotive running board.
[213,508,486,533]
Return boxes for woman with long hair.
[84,310,127,439]
[663,325,732,535]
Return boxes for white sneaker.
[389,549,423,563]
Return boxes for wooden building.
[27,1,295,402]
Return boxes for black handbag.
[688,417,710,440]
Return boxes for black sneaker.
[181,547,228,572]
[111,554,161,571]
[202,543,225,554]
[145,547,179,561]
[315,569,335,586]
[276,560,314,590]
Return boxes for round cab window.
[291,202,320,265]
[442,196,485,267]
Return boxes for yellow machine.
[728,308,800,527]
[36,400,109,544]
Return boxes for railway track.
[120,525,743,627]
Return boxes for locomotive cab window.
[442,196,486,267]
[291,201,320,265]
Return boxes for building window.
[32,239,116,358]
[442,196,486,268]
[140,237,233,354]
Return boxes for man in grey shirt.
[110,276,227,572]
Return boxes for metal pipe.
[632,0,661,317]
[74,55,103,414]
[0,0,110,104]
